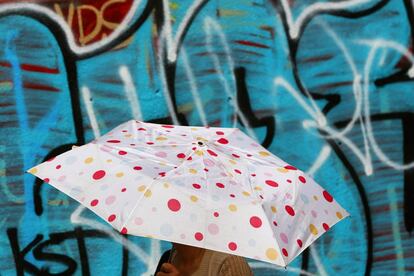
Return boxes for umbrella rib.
[119,146,198,232]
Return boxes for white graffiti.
[119,65,143,121]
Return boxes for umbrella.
[26,120,349,267]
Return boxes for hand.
[156,263,181,276]
[71,145,79,150]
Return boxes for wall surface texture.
[1,0,413,275]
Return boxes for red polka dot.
[138,127,146,131]
[250,216,262,228]
[298,176,306,183]
[43,178,50,183]
[273,221,278,226]
[232,154,240,158]
[228,242,237,251]
[108,214,116,222]
[194,232,203,241]
[265,180,278,187]
[146,142,154,145]
[207,149,218,157]
[217,138,229,144]
[133,166,142,170]
[216,131,224,135]
[90,199,99,206]
[187,156,193,161]
[213,212,219,217]
[47,157,55,162]
[234,169,242,174]
[216,183,225,188]
[297,239,303,248]
[284,165,297,170]
[92,170,106,180]
[285,205,295,216]
[121,188,127,192]
[118,150,127,155]
[323,191,333,202]
[56,165,61,169]
[167,199,181,212]
[246,154,253,157]
[107,140,120,143]
[251,173,256,177]
[177,153,186,158]
[192,183,201,189]
[230,194,235,198]
[323,223,330,231]
[287,179,292,183]
[162,125,174,128]
[159,172,166,177]
[282,248,289,257]
[121,227,128,234]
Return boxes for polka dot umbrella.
[26,120,349,267]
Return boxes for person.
[154,243,253,276]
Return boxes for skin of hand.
[155,263,181,276]
[72,145,79,150]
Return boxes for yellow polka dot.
[190,195,198,202]
[266,248,278,260]
[124,134,132,138]
[196,136,207,141]
[271,206,277,213]
[191,128,198,131]
[138,185,146,192]
[116,172,124,177]
[229,159,237,165]
[144,189,152,198]
[228,204,237,212]
[336,212,343,219]
[277,167,288,173]
[310,224,318,235]
[156,136,167,141]
[159,162,167,166]
[313,195,319,201]
[163,183,170,188]
[242,191,250,197]
[189,169,197,174]
[195,150,204,156]
[28,168,38,174]
[259,151,270,157]
[254,186,262,191]
[106,159,112,163]
[84,157,93,164]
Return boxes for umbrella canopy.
[27,120,349,267]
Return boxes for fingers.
[160,262,177,273]
[71,145,79,150]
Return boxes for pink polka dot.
[47,157,55,162]
[323,223,330,231]
[194,232,204,241]
[107,140,121,143]
[216,183,225,188]
[134,217,143,225]
[298,176,306,183]
[249,216,262,228]
[265,180,278,187]
[323,191,333,202]
[108,214,116,222]
[213,212,219,217]
[216,131,224,135]
[56,165,61,169]
[280,233,289,244]
[168,199,181,212]
[105,195,116,205]
[92,170,106,180]
[162,125,174,128]
[90,199,99,206]
[228,242,237,251]
[177,153,186,158]
[285,205,295,216]
[121,227,128,234]
[311,210,318,218]
[217,138,229,144]
[133,166,142,170]
[208,224,219,235]
[284,165,297,170]
[282,248,289,257]
[118,150,127,155]
[297,239,303,247]
[192,183,201,189]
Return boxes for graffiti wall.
[1,0,413,275]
